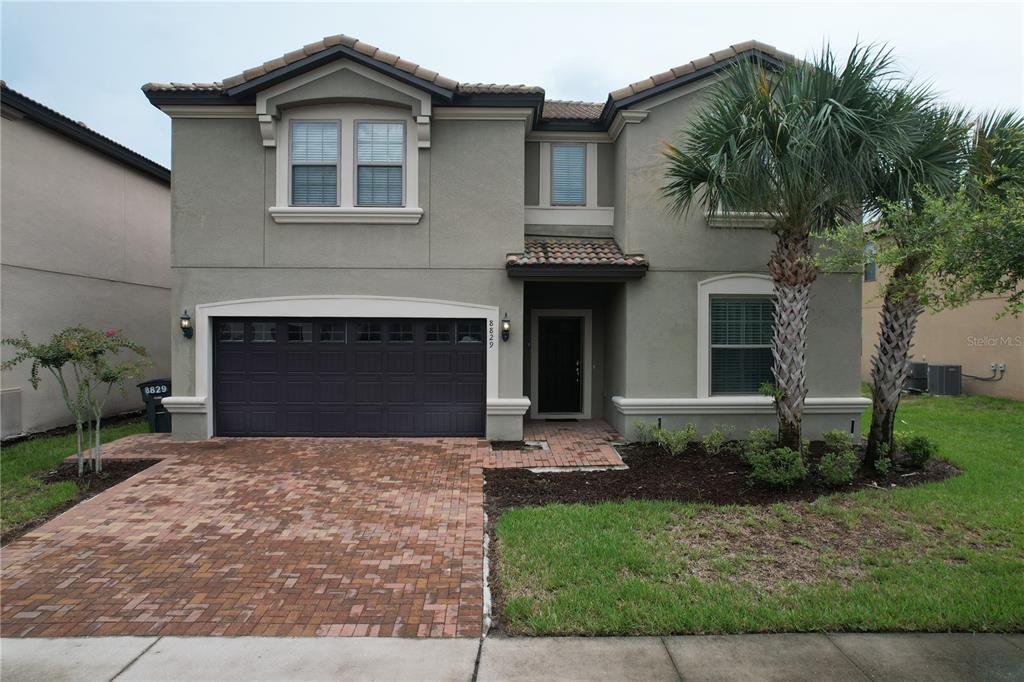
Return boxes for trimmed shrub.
[748,447,809,488]
[633,420,657,445]
[702,427,731,456]
[818,449,859,487]
[901,434,938,468]
[822,428,854,453]
[743,428,777,464]
[654,424,696,456]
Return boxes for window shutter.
[551,144,586,205]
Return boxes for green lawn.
[495,394,1024,634]
[1,418,148,536]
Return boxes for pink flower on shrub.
[105,329,117,337]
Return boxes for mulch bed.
[484,442,959,516]
[1,459,160,546]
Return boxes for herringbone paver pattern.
[1,423,622,638]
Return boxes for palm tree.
[662,45,917,449]
[862,109,1024,464]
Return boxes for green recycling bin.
[137,378,172,433]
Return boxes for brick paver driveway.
[1,423,622,638]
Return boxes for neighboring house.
[1,82,172,438]
[862,256,1023,400]
[143,35,868,442]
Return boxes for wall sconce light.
[501,313,511,342]
[180,310,193,339]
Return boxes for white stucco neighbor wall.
[0,111,171,437]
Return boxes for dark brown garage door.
[213,318,486,437]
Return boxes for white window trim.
[696,274,774,398]
[270,103,421,224]
[528,141,611,225]
[288,119,341,208]
[353,119,407,208]
[529,309,593,419]
[161,295,529,438]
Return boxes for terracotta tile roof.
[608,39,795,102]
[543,100,604,120]
[143,35,790,128]
[506,237,647,268]
[142,34,542,95]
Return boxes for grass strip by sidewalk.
[1,418,148,536]
[495,394,1024,634]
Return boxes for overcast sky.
[3,1,1022,167]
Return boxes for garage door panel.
[249,352,278,373]
[455,380,485,404]
[387,351,416,373]
[318,351,346,373]
[318,380,347,402]
[284,351,315,374]
[355,351,383,372]
[214,317,485,437]
[423,352,452,373]
[284,381,314,402]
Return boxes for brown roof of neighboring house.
[506,237,648,269]
[143,35,791,126]
[1,81,170,183]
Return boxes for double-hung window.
[356,121,405,206]
[290,121,339,206]
[550,143,586,206]
[710,296,775,394]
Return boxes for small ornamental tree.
[2,326,150,475]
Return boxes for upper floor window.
[550,143,586,206]
[290,121,339,206]
[356,121,405,207]
[710,296,775,395]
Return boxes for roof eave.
[3,85,170,184]
[224,44,456,102]
[506,264,648,280]
[598,49,786,128]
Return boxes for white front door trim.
[165,295,505,438]
[530,308,593,419]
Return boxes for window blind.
[356,122,404,206]
[710,296,775,394]
[551,144,586,205]
[290,121,338,206]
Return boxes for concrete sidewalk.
[2,633,1021,681]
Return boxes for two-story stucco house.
[1,83,172,438]
[144,35,868,442]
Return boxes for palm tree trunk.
[865,284,923,466]
[768,232,816,450]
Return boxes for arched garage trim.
[163,295,509,438]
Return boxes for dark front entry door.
[537,316,583,414]
[212,317,486,437]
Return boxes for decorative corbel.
[258,114,276,148]
[416,115,431,149]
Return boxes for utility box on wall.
[927,364,962,396]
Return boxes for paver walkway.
[1,422,623,638]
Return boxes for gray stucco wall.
[524,141,540,206]
[168,80,528,439]
[602,84,864,438]
[0,114,171,436]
